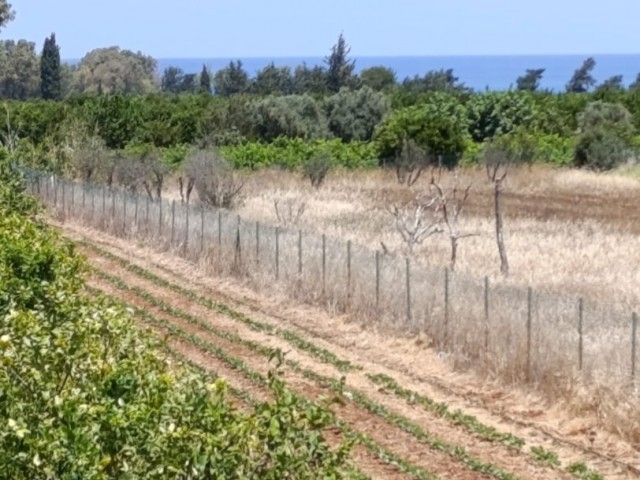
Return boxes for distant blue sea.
[155,55,640,92]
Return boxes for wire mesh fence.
[29,174,640,395]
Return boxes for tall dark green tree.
[213,60,249,96]
[360,66,396,91]
[292,63,327,95]
[402,69,468,93]
[0,0,14,31]
[516,68,545,91]
[566,57,597,93]
[199,64,211,94]
[252,63,293,95]
[325,33,357,93]
[40,33,62,100]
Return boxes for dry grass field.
[37,164,640,471]
[235,164,640,307]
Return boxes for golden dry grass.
[236,165,640,307]
[38,166,640,448]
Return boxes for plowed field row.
[75,234,619,480]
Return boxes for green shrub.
[0,159,355,479]
[222,137,377,170]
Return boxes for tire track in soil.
[89,279,411,480]
[85,247,571,480]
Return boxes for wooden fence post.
[102,187,106,227]
[234,215,241,268]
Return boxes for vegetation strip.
[81,240,359,373]
[79,241,612,480]
[91,266,526,480]
[90,280,431,480]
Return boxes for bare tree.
[387,192,443,256]
[274,197,306,227]
[430,176,476,271]
[185,148,243,208]
[483,131,535,276]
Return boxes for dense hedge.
[0,156,355,479]
[3,87,640,172]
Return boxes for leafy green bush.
[0,160,355,478]
[223,137,377,170]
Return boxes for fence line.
[27,174,640,396]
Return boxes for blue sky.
[3,0,640,59]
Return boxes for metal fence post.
[111,189,116,230]
[375,251,381,311]
[406,257,412,325]
[234,215,241,268]
[185,202,190,255]
[61,180,66,221]
[255,221,260,267]
[484,276,490,353]
[275,226,280,280]
[444,268,450,345]
[527,287,533,382]
[322,234,326,298]
[123,191,127,235]
[158,199,163,238]
[217,210,222,267]
[632,312,638,379]
[171,200,176,245]
[70,183,75,217]
[347,240,352,308]
[298,230,303,278]
[90,186,95,225]
[200,207,205,254]
[578,298,584,372]
[134,194,139,230]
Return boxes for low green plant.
[0,158,359,479]
[530,446,560,467]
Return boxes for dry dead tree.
[273,197,306,227]
[387,192,443,257]
[429,175,477,271]
[185,149,243,208]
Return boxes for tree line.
[0,0,638,175]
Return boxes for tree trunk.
[450,236,458,271]
[494,180,509,275]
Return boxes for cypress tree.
[40,33,61,100]
[199,64,211,94]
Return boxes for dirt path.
[55,221,640,479]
